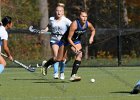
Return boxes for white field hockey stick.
[29,26,51,35]
[1,53,36,72]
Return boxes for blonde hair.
[57,3,65,8]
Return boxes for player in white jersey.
[41,9,95,82]
[0,16,13,73]
[41,3,71,79]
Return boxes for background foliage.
[1,0,140,66]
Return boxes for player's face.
[55,6,64,19]
[7,22,13,29]
[79,12,88,24]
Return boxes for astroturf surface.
[0,67,140,100]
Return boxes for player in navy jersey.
[67,9,95,81]
[41,9,95,81]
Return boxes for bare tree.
[39,0,51,59]
[0,0,1,21]
[39,0,49,28]
[122,0,129,26]
[84,0,89,59]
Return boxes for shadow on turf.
[13,78,46,80]
[13,78,70,83]
[33,81,70,83]
[110,91,131,94]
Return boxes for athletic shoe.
[53,73,59,79]
[60,73,65,80]
[131,80,140,94]
[69,74,81,82]
[41,60,47,76]
[131,84,140,94]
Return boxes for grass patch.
[0,67,140,100]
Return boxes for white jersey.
[0,26,8,52]
[49,16,71,42]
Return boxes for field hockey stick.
[1,53,36,72]
[29,26,51,35]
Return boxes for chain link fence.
[4,0,140,67]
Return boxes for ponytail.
[2,16,12,26]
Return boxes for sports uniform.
[61,19,89,81]
[49,16,71,46]
[48,16,71,79]
[0,25,8,73]
[42,19,89,80]
[0,16,13,73]
[61,19,88,45]
[0,26,8,50]
[41,10,95,82]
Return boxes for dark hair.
[1,16,12,26]
[78,8,88,16]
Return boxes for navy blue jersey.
[72,19,88,41]
[61,19,88,44]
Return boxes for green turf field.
[0,67,140,100]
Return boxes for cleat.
[69,74,81,82]
[60,73,65,80]
[41,67,47,76]
[41,60,47,76]
[131,80,140,94]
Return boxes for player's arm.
[68,21,77,50]
[88,22,95,44]
[2,39,13,61]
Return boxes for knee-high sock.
[44,58,56,68]
[71,60,81,76]
[0,64,4,74]
[60,61,66,73]
[53,62,59,74]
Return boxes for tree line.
[1,0,140,59]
